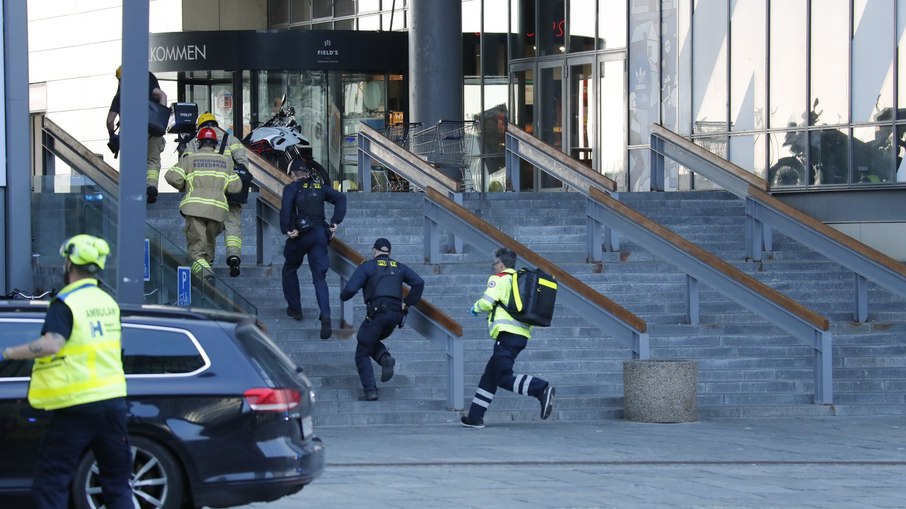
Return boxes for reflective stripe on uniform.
[514,374,534,395]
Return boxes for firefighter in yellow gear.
[0,234,133,508]
[181,112,253,276]
[166,127,242,278]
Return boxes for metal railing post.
[854,274,868,323]
[686,274,700,325]
[815,330,833,404]
[448,336,464,410]
[650,135,665,192]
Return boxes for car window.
[233,321,303,387]
[122,325,208,376]
[0,320,42,379]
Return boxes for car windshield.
[232,320,305,388]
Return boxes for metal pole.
[117,1,151,304]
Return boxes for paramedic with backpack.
[460,247,556,428]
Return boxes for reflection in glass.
[569,63,594,166]
[730,0,766,131]
[600,59,626,189]
[852,125,896,184]
[629,2,660,145]
[569,0,596,52]
[729,134,767,180]
[810,0,849,125]
[270,0,290,25]
[599,0,627,49]
[629,148,649,192]
[768,130,807,187]
[769,0,806,128]
[692,0,728,134]
[852,0,893,123]
[290,0,310,22]
[809,128,850,185]
[512,0,536,58]
[897,126,906,181]
[540,65,563,189]
[538,0,565,56]
[898,0,906,116]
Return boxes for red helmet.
[197,127,218,143]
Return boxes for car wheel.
[73,435,185,509]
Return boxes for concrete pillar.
[409,0,462,181]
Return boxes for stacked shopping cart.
[409,120,479,192]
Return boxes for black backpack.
[500,268,557,327]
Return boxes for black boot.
[227,256,241,277]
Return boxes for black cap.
[373,238,391,253]
[288,158,310,174]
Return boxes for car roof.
[0,300,252,324]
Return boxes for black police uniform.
[340,253,424,394]
[279,171,347,323]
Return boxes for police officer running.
[0,235,132,509]
[280,158,347,339]
[181,112,253,277]
[340,238,424,401]
[165,127,242,278]
[460,247,556,428]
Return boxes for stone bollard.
[623,359,698,423]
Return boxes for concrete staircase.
[146,189,906,424]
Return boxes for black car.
[0,302,325,509]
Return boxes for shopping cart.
[409,120,479,191]
[371,123,423,191]
[382,122,423,150]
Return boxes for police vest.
[364,257,403,302]
[294,180,327,221]
[28,280,126,411]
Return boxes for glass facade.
[262,0,906,193]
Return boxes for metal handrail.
[423,186,650,359]
[40,117,253,315]
[650,123,906,322]
[246,152,467,410]
[587,187,832,403]
[505,123,621,253]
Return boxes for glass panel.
[291,0,311,22]
[898,0,906,115]
[692,0,728,135]
[896,125,906,180]
[313,0,332,18]
[628,148,649,191]
[853,125,896,183]
[0,321,41,378]
[382,10,405,30]
[269,0,290,25]
[729,134,766,179]
[313,21,333,30]
[464,0,481,33]
[853,0,894,123]
[768,130,807,187]
[512,0,536,58]
[569,62,594,166]
[538,0,566,56]
[769,0,806,128]
[730,0,766,131]
[335,0,355,16]
[485,0,508,33]
[600,58,626,189]
[569,0,596,52]
[629,0,660,145]
[241,71,251,139]
[335,18,354,30]
[810,0,849,126]
[661,0,681,132]
[540,65,564,189]
[810,128,850,185]
[359,14,380,30]
[359,0,380,13]
[599,0,627,49]
[512,68,536,191]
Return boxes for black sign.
[150,30,407,73]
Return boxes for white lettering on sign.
[150,44,208,62]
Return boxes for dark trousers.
[467,331,548,421]
[282,228,330,318]
[355,309,403,391]
[33,398,132,509]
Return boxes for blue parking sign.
[177,266,191,306]
[144,239,151,282]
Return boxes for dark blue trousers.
[355,310,403,391]
[467,331,548,421]
[282,228,331,319]
[33,398,132,509]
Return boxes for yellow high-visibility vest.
[28,279,126,410]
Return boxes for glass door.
[538,61,564,190]
[598,52,627,189]
[510,63,535,191]
[566,57,595,169]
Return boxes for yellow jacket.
[471,268,532,339]
[166,146,241,222]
